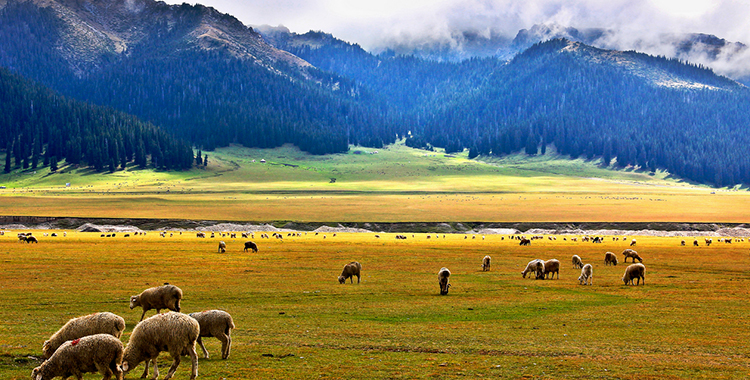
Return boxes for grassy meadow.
[1,143,749,222]
[1,231,749,379]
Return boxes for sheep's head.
[636,256,643,263]
[31,366,44,380]
[41,341,52,359]
[622,276,628,284]
[440,282,451,295]
[338,276,346,284]
[129,295,140,309]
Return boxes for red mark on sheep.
[71,339,80,346]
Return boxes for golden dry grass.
[1,231,749,379]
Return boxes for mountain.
[3,1,750,187]
[0,0,395,153]
[0,65,194,173]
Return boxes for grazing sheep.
[32,334,124,380]
[481,255,491,271]
[521,259,545,279]
[630,238,637,246]
[578,264,593,285]
[681,240,685,246]
[43,312,126,359]
[438,267,451,295]
[604,252,618,266]
[338,262,362,284]
[122,311,199,380]
[196,232,205,238]
[188,310,235,359]
[218,241,226,253]
[542,259,560,279]
[130,284,183,321]
[26,235,38,243]
[621,249,643,263]
[622,263,646,285]
[243,241,258,252]
[693,239,699,246]
[571,255,584,269]
[519,238,531,246]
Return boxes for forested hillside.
[0,67,194,172]
[2,0,750,186]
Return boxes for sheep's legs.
[196,337,209,359]
[218,333,231,359]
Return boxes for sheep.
[578,263,593,285]
[438,267,451,295]
[542,259,560,279]
[188,310,235,360]
[519,238,531,246]
[693,240,699,246]
[571,255,584,269]
[196,232,205,238]
[521,259,545,279]
[481,255,491,271]
[622,263,646,285]
[630,238,637,246]
[43,312,126,360]
[122,311,199,380]
[243,241,258,252]
[622,249,643,263]
[604,252,618,266]
[681,240,685,246]
[218,241,226,253]
[129,284,183,321]
[338,262,362,284]
[32,334,124,380]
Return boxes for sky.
[165,0,750,77]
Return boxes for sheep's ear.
[42,340,49,349]
[35,373,43,380]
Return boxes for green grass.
[0,142,748,223]
[1,233,749,379]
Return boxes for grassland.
[1,232,748,379]
[0,143,748,223]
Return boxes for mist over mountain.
[3,0,750,186]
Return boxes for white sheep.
[122,311,199,380]
[621,249,643,263]
[188,310,235,359]
[130,284,183,321]
[218,241,226,253]
[43,312,126,359]
[521,259,545,279]
[571,255,584,269]
[578,264,593,285]
[32,334,124,380]
[438,267,451,295]
[630,238,637,246]
[622,263,646,285]
[481,255,491,271]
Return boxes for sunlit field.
[0,143,748,223]
[1,231,749,379]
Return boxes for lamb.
[571,255,584,269]
[521,259,545,279]
[338,261,362,284]
[578,263,593,285]
[542,259,560,279]
[622,249,643,263]
[43,312,126,359]
[481,255,491,271]
[243,241,258,252]
[188,310,235,359]
[622,263,646,285]
[604,252,618,266]
[218,241,226,253]
[438,267,451,295]
[32,334,124,380]
[122,311,199,380]
[130,284,183,321]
